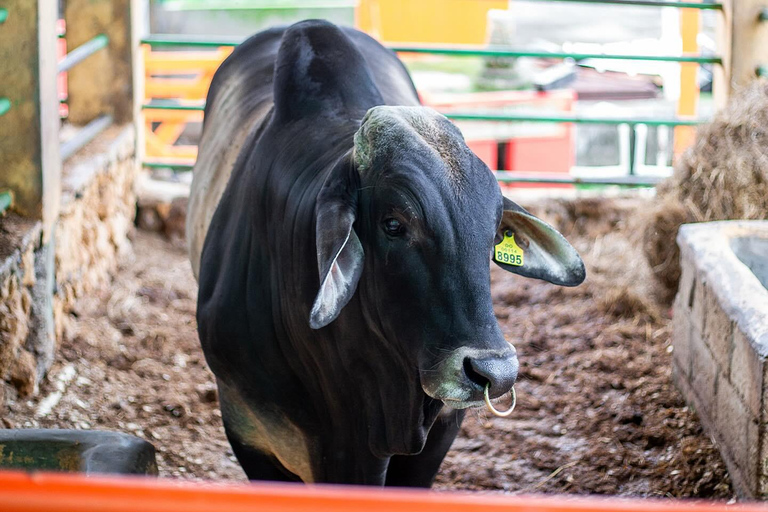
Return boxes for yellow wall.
[356,0,508,44]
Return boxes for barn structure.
[1,0,768,503]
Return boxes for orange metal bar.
[0,471,761,512]
[142,43,224,160]
[145,132,198,159]
[145,129,170,156]
[162,146,198,159]
[145,78,213,99]
[674,4,700,156]
[144,49,232,73]
[143,109,204,123]
[153,122,187,146]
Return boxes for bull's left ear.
[310,157,364,329]
[493,197,586,286]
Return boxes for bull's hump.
[354,106,471,185]
[273,20,383,122]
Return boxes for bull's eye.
[382,217,405,236]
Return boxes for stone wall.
[0,218,42,403]
[0,125,136,404]
[672,221,768,499]
[55,126,137,342]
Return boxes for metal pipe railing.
[495,171,662,186]
[143,102,205,111]
[445,112,703,126]
[6,470,768,512]
[388,45,722,64]
[143,160,194,170]
[139,36,722,65]
[58,34,109,73]
[60,114,113,160]
[0,98,11,117]
[141,35,242,47]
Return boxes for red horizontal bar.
[0,471,759,512]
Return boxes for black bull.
[187,20,585,486]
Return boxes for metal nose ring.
[484,383,516,417]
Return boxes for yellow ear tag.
[494,231,524,267]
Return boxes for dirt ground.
[1,196,733,498]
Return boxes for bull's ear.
[309,158,364,329]
[493,197,586,286]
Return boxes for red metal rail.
[0,471,761,512]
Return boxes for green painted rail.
[495,172,661,186]
[0,98,11,117]
[446,112,704,126]
[517,0,722,9]
[142,35,243,47]
[0,8,8,24]
[143,102,206,111]
[140,35,722,64]
[144,161,194,170]
[387,45,722,64]
[61,115,113,160]
[143,101,705,126]
[58,34,109,73]
[0,191,13,216]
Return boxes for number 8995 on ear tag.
[494,231,524,267]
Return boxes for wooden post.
[714,0,768,110]
[65,0,136,125]
[0,0,61,238]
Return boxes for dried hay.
[595,285,661,323]
[643,81,768,301]
[522,196,664,322]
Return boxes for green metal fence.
[140,0,725,188]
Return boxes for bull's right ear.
[309,157,364,329]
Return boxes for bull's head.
[309,106,585,410]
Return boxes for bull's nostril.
[465,354,518,399]
[463,357,490,389]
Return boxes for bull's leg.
[384,408,465,487]
[223,422,301,482]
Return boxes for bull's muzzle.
[420,346,518,411]
[462,352,518,399]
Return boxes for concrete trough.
[672,220,768,499]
